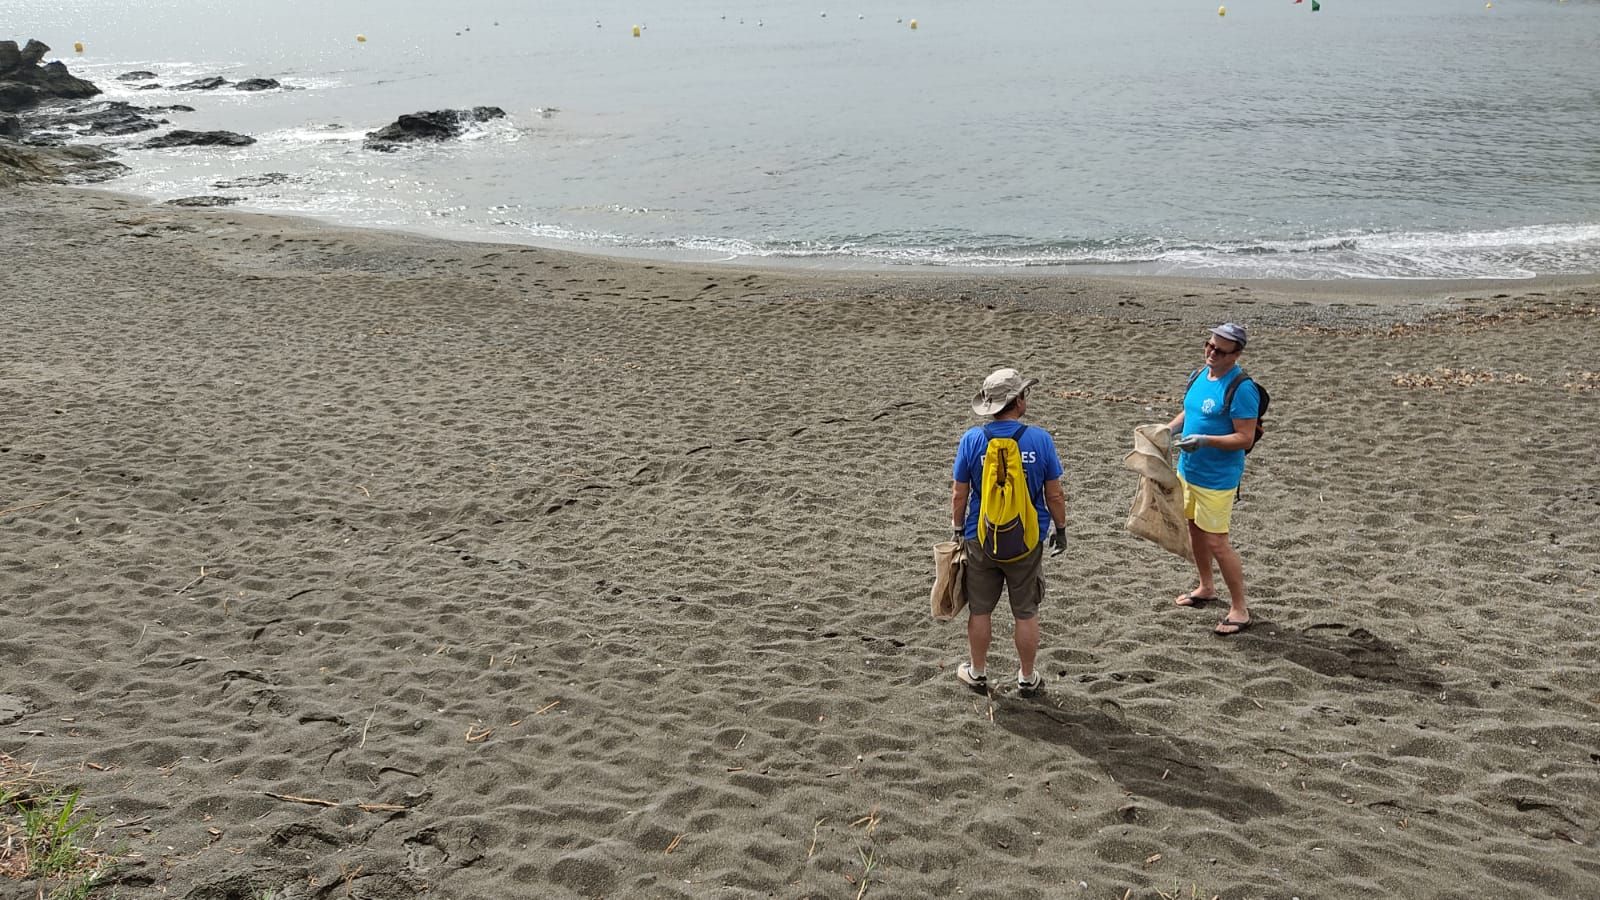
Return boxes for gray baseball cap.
[1209,322,1248,349]
[971,368,1039,416]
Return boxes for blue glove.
[1173,434,1204,452]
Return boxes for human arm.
[1043,478,1067,553]
[1176,418,1257,452]
[1042,479,1065,532]
[950,479,970,539]
[1165,410,1185,434]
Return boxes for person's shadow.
[995,698,1285,823]
[1230,621,1478,707]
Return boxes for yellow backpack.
[977,424,1039,562]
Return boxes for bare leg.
[1176,519,1219,605]
[967,612,993,672]
[1208,532,1249,631]
[1014,616,1040,678]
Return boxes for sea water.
[8,0,1600,278]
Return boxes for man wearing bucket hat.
[950,368,1067,694]
[1167,322,1262,636]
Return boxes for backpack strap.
[983,422,1027,441]
[1221,370,1252,419]
[1222,368,1248,416]
[974,423,1026,487]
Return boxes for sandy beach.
[3,185,1598,899]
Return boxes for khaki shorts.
[961,540,1045,620]
[1179,476,1236,534]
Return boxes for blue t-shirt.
[1176,365,1261,491]
[952,420,1064,540]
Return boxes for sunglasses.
[1203,340,1240,356]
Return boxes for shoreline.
[4,182,1598,898]
[55,184,1600,313]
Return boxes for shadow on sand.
[1233,622,1479,706]
[995,698,1285,822]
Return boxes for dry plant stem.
[359,705,377,748]
[357,802,408,813]
[262,792,339,807]
[176,566,207,594]
[0,492,76,518]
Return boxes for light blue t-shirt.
[1176,365,1261,491]
[952,420,1064,540]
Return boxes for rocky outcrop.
[141,129,255,149]
[0,39,100,111]
[45,101,164,137]
[234,78,280,92]
[0,140,127,186]
[164,195,242,207]
[364,107,505,151]
[213,172,291,189]
[117,71,157,82]
[173,77,228,91]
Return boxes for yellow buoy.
[73,41,84,53]
[1218,6,1227,16]
[356,34,367,43]
[909,18,918,30]
[632,24,641,37]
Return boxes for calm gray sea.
[10,0,1600,278]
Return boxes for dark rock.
[36,100,163,137]
[18,39,48,68]
[0,139,128,185]
[135,83,163,91]
[165,195,242,207]
[0,83,35,109]
[234,78,280,92]
[0,39,100,111]
[117,70,158,81]
[363,106,506,151]
[214,172,290,189]
[141,129,255,149]
[173,77,228,91]
[142,104,194,114]
[0,115,17,139]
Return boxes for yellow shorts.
[1179,477,1235,534]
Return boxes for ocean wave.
[461,222,1600,279]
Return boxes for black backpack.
[1186,369,1270,452]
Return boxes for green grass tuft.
[1,754,118,898]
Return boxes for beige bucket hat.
[971,367,1039,416]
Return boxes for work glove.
[1173,433,1205,452]
[1048,528,1068,556]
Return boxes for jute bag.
[1123,424,1193,561]
[930,540,967,621]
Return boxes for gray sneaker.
[1017,672,1045,695]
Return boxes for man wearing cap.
[950,368,1067,694]
[1167,323,1262,635]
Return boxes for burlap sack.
[930,540,967,622]
[1123,424,1193,561]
